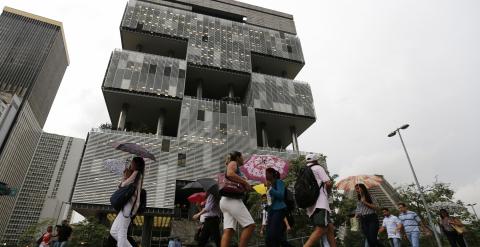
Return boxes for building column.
[261,123,269,147]
[156,110,165,136]
[228,84,234,98]
[196,79,203,99]
[117,104,128,131]
[290,126,299,152]
[142,215,154,247]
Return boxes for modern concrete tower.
[2,133,83,245]
[71,0,317,246]
[0,7,69,244]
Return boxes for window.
[178,153,186,167]
[197,110,205,121]
[202,35,208,42]
[161,139,170,152]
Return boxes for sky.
[2,0,479,215]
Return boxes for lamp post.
[388,124,443,247]
[466,203,479,220]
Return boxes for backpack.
[284,187,296,212]
[294,164,320,209]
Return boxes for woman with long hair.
[354,183,383,247]
[264,167,292,247]
[219,151,255,247]
[110,157,145,247]
[439,209,467,247]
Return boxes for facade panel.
[121,0,304,73]
[103,49,186,98]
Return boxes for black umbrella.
[182,178,219,197]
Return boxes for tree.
[397,181,480,246]
[68,217,109,247]
[17,218,54,247]
[99,123,113,130]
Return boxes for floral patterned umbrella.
[336,175,383,191]
[240,154,289,182]
[112,142,156,161]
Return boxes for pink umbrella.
[240,154,289,182]
[187,192,206,203]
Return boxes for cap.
[305,153,318,163]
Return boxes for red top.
[42,232,51,245]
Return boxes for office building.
[71,0,318,246]
[0,7,69,244]
[2,133,83,245]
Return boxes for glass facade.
[104,49,186,98]
[121,0,304,73]
[246,73,315,118]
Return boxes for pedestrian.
[303,154,336,247]
[219,151,255,247]
[175,237,182,247]
[439,209,467,247]
[193,192,221,247]
[397,203,424,247]
[38,226,53,247]
[259,194,268,238]
[354,183,383,247]
[110,157,145,247]
[57,220,72,247]
[378,208,401,247]
[264,167,292,247]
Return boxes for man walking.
[302,154,336,247]
[57,220,72,247]
[398,203,423,247]
[378,208,401,247]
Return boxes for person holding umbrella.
[110,157,145,247]
[193,190,221,247]
[439,209,467,247]
[354,183,383,247]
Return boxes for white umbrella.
[103,158,129,176]
[429,201,465,214]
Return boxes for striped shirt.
[398,211,421,233]
[355,201,376,216]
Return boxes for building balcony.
[120,0,304,79]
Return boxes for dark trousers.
[266,209,292,247]
[198,217,221,247]
[445,231,466,247]
[360,214,384,247]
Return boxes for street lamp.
[466,203,479,220]
[388,124,443,247]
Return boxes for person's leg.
[364,216,378,246]
[110,213,122,240]
[266,210,284,247]
[410,232,420,247]
[59,241,68,247]
[211,217,221,247]
[304,226,326,247]
[456,233,467,247]
[117,215,132,247]
[326,222,337,247]
[392,238,401,247]
[224,199,255,247]
[444,231,458,247]
[239,224,255,247]
[197,221,210,247]
[221,228,234,247]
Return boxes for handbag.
[451,224,466,234]
[218,173,246,198]
[110,183,136,212]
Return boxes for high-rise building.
[346,175,401,209]
[71,0,317,245]
[0,6,69,244]
[2,133,84,245]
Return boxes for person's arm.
[225,162,251,190]
[121,170,138,187]
[450,217,464,227]
[360,197,376,209]
[284,217,291,231]
[378,226,385,234]
[269,180,285,200]
[193,208,206,220]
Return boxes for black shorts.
[310,208,332,227]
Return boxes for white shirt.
[306,163,331,217]
[382,215,401,239]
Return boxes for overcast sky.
[2,0,479,214]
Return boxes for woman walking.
[439,209,467,247]
[110,157,145,247]
[354,183,383,247]
[265,167,292,247]
[219,151,255,247]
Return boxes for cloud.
[455,178,480,216]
